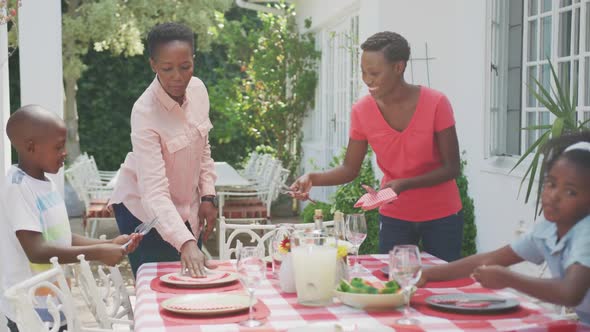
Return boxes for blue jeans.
[113,203,202,277]
[379,211,464,262]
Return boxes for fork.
[279,184,318,204]
[121,217,159,250]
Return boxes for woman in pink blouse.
[109,23,218,277]
[290,32,464,261]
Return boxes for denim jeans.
[379,211,464,262]
[113,203,202,277]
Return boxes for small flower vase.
[279,253,296,293]
[335,257,349,284]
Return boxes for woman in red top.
[290,31,463,261]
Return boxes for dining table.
[106,161,251,189]
[133,253,589,332]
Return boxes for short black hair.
[542,131,590,172]
[147,22,194,59]
[360,31,410,63]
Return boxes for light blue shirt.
[511,215,590,324]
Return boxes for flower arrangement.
[337,245,349,260]
[278,235,291,254]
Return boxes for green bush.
[330,151,380,255]
[458,157,477,256]
[299,149,380,254]
[301,201,334,224]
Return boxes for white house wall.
[296,0,539,258]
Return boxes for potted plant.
[512,59,589,216]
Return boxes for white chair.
[3,257,112,332]
[65,160,115,238]
[218,217,334,259]
[217,159,287,223]
[75,255,134,330]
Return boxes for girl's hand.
[289,174,313,201]
[472,265,510,289]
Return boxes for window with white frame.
[489,0,590,157]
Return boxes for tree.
[61,0,231,161]
[216,2,320,175]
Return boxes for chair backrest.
[65,160,113,209]
[75,255,133,329]
[218,217,335,260]
[4,257,77,332]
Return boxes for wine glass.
[237,246,266,327]
[389,245,422,325]
[345,213,367,273]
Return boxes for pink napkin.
[354,185,397,210]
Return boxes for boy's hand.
[472,265,509,289]
[95,243,127,266]
[111,233,143,253]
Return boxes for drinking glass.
[389,245,422,325]
[237,246,265,327]
[345,214,367,273]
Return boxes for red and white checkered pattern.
[134,254,589,332]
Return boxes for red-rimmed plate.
[425,293,519,313]
[160,271,238,288]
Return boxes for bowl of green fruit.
[335,277,409,311]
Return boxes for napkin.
[354,185,397,211]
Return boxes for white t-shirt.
[0,166,72,321]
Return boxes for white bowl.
[334,287,414,311]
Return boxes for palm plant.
[512,59,589,216]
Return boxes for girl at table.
[109,22,218,278]
[421,131,590,324]
[290,31,464,261]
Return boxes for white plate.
[287,321,395,332]
[160,271,238,288]
[161,293,253,316]
[334,287,414,311]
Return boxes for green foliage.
[214,2,320,176]
[515,59,589,216]
[457,157,477,257]
[77,50,153,170]
[301,201,334,224]
[299,149,380,254]
[330,151,380,255]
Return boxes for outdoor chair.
[75,254,134,330]
[65,159,115,238]
[218,159,289,222]
[3,257,113,332]
[218,216,334,260]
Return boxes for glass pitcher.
[291,229,337,306]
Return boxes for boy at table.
[0,105,141,332]
[420,132,590,324]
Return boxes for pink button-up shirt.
[109,76,217,251]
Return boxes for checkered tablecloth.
[134,254,588,331]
